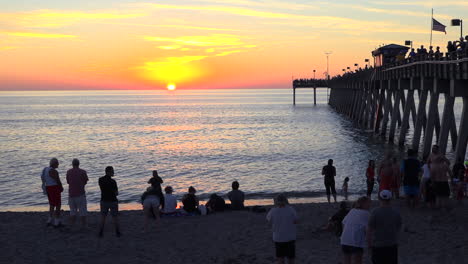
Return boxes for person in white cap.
[367,190,402,264]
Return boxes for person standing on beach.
[366,160,376,198]
[41,158,64,227]
[367,190,402,264]
[378,153,394,193]
[98,166,121,237]
[148,170,165,211]
[430,155,452,209]
[322,159,337,203]
[227,181,245,210]
[66,158,88,229]
[401,149,421,209]
[341,196,371,264]
[266,194,298,264]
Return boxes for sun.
[167,83,176,91]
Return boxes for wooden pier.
[294,46,468,163]
[292,79,329,105]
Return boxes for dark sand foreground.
[2,201,468,264]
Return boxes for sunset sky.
[1,0,467,90]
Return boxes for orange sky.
[1,0,467,90]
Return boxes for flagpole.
[430,8,433,47]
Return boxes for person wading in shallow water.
[322,159,337,203]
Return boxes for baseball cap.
[379,190,392,200]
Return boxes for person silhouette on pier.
[322,159,337,203]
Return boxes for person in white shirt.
[266,194,298,264]
[340,196,371,264]
[161,186,177,215]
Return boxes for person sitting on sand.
[323,201,349,236]
[342,177,349,201]
[98,166,121,237]
[341,196,371,264]
[367,190,402,264]
[141,186,162,230]
[227,181,245,210]
[322,159,337,203]
[41,158,64,228]
[182,186,199,214]
[266,194,298,264]
[206,193,226,213]
[161,186,177,215]
[148,170,165,210]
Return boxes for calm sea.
[0,89,464,211]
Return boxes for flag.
[432,18,446,34]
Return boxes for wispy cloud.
[144,34,245,47]
[140,2,429,35]
[0,9,146,28]
[371,0,468,8]
[99,22,242,31]
[1,31,77,38]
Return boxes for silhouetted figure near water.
[401,149,422,209]
[41,158,64,227]
[408,48,416,59]
[148,170,165,211]
[227,181,245,210]
[366,160,376,198]
[206,193,226,213]
[322,159,337,203]
[98,166,121,237]
[66,158,88,229]
[141,186,162,230]
[182,186,200,214]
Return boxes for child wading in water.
[267,194,298,264]
[343,177,349,200]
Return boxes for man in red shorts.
[41,158,64,227]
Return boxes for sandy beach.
[2,200,468,264]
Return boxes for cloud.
[0,9,146,28]
[144,34,245,47]
[1,31,77,38]
[370,0,468,8]
[99,22,242,31]
[140,3,430,35]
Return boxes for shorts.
[325,180,337,196]
[69,194,87,216]
[371,245,398,264]
[342,245,364,255]
[100,201,119,217]
[433,181,450,197]
[143,197,160,209]
[275,241,295,258]
[403,185,419,197]
[46,185,62,207]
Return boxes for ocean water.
[0,89,464,211]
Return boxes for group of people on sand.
[322,144,467,210]
[40,158,245,236]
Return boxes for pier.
[292,79,329,105]
[293,44,468,162]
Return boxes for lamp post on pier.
[324,51,332,80]
[313,69,316,79]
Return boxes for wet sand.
[2,200,468,264]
